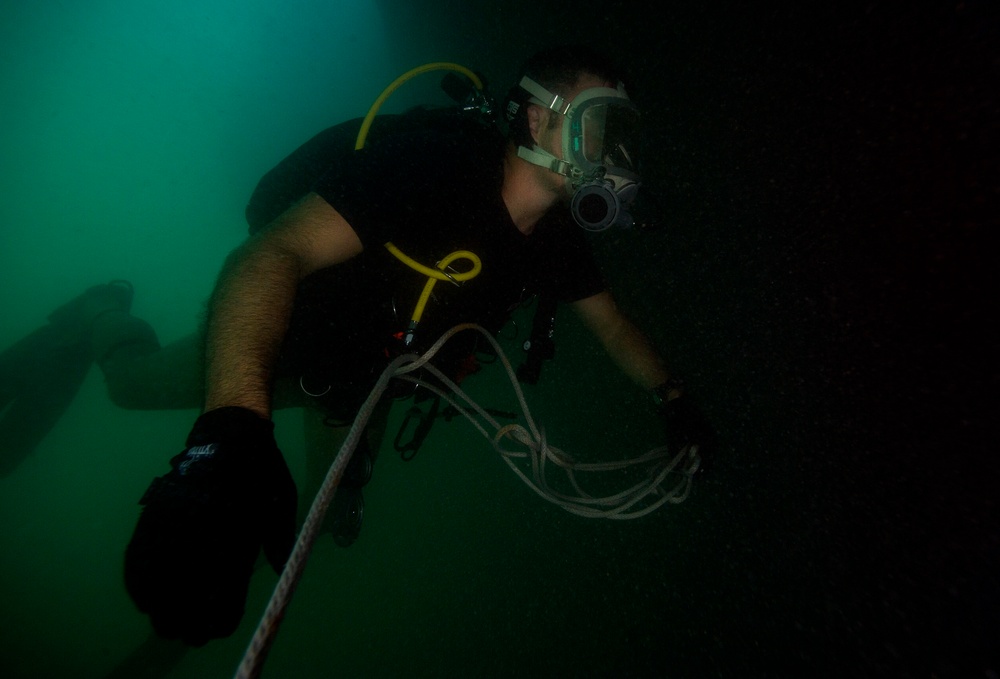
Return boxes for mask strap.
[516,145,576,178]
[518,77,571,116]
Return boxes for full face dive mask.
[510,76,641,231]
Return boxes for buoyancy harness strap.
[517,295,558,385]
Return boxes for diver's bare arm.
[203,193,363,418]
[571,291,677,394]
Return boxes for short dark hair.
[505,45,623,148]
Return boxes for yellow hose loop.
[406,248,482,324]
[355,62,484,151]
[384,242,481,282]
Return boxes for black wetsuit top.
[246,113,605,415]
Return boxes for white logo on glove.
[179,444,217,475]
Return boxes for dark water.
[1,1,995,677]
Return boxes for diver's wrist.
[652,378,685,406]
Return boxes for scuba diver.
[0,44,713,645]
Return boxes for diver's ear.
[527,104,544,145]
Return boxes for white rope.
[234,324,699,678]
[395,324,701,520]
[233,351,413,679]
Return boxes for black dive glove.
[653,380,716,465]
[124,407,297,646]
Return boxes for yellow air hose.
[354,62,485,344]
[354,62,484,151]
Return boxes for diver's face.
[531,74,614,196]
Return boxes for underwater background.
[0,0,995,677]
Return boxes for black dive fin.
[0,324,92,477]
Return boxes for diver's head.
[504,45,641,231]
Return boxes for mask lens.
[576,100,639,173]
[581,104,609,163]
[601,105,640,173]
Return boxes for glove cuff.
[187,406,274,447]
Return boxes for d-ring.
[299,375,332,397]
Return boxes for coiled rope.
[234,324,699,679]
